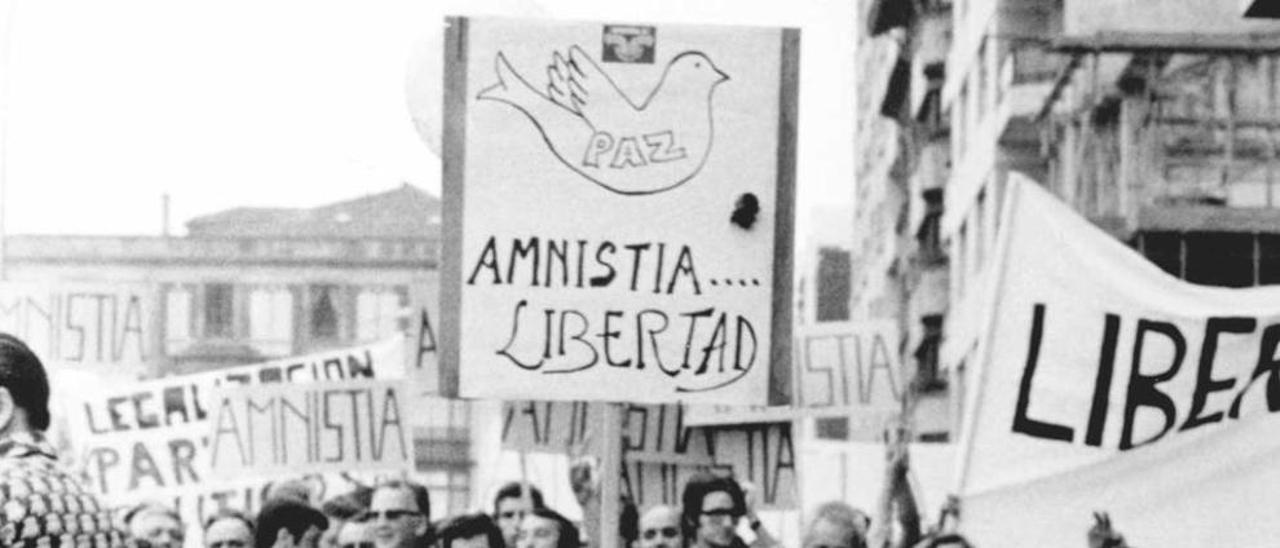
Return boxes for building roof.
[185,183,440,239]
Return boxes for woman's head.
[679,474,745,548]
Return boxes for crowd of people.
[0,333,1131,548]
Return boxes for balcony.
[1042,49,1280,230]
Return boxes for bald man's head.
[636,506,682,548]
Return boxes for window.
[1185,232,1254,288]
[974,189,987,268]
[917,189,945,264]
[165,286,193,353]
[204,284,234,338]
[815,417,850,440]
[815,248,852,321]
[310,285,340,339]
[915,315,946,392]
[357,286,408,341]
[977,36,989,121]
[249,287,293,355]
[954,85,968,157]
[1260,235,1280,285]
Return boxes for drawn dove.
[477,45,729,195]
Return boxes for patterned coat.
[0,432,124,548]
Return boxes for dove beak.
[716,69,730,83]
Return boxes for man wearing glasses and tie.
[366,480,432,548]
[635,506,682,548]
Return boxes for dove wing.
[545,45,639,127]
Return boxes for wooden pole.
[597,403,624,548]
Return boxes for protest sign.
[619,420,797,510]
[442,17,797,404]
[501,401,598,454]
[0,282,157,373]
[209,379,412,477]
[500,401,796,508]
[956,174,1280,546]
[62,339,404,543]
[685,320,902,437]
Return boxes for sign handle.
[598,403,623,548]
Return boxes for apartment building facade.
[860,0,1280,437]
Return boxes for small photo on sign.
[602,25,655,64]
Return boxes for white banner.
[957,174,1280,546]
[443,17,796,404]
[62,339,404,544]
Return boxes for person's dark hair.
[321,486,373,521]
[203,508,256,535]
[528,508,579,548]
[0,333,51,431]
[437,513,503,548]
[255,498,328,548]
[619,499,638,545]
[679,473,745,538]
[377,479,432,521]
[493,482,545,514]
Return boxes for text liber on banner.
[958,174,1280,547]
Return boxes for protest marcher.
[515,508,578,548]
[0,333,125,548]
[435,513,502,548]
[635,505,682,548]
[366,479,431,548]
[493,482,545,548]
[869,430,921,548]
[204,509,256,548]
[124,503,186,548]
[802,502,869,548]
[680,474,778,548]
[255,497,329,548]
[322,487,374,548]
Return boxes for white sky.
[0,0,854,237]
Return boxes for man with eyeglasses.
[367,480,431,548]
[635,506,682,548]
